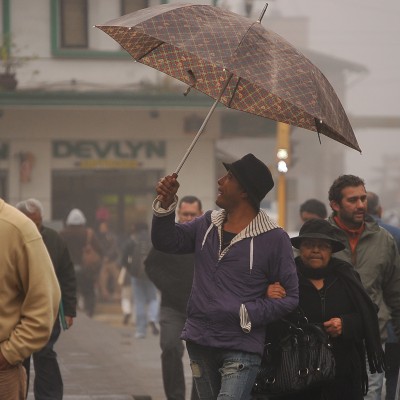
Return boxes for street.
[27,306,192,400]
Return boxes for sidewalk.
[27,305,192,400]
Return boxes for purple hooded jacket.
[152,206,298,356]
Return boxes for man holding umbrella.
[151,153,298,399]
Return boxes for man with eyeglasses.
[327,175,400,400]
[145,195,203,400]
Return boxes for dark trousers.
[23,320,63,400]
[160,306,199,400]
[160,306,187,400]
[385,321,400,400]
[385,342,400,400]
[77,269,97,317]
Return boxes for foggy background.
[1,0,399,228]
[221,0,400,221]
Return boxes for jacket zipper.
[319,288,326,320]
[318,278,336,320]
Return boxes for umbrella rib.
[315,118,323,145]
[227,77,241,108]
[136,40,164,61]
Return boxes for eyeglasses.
[180,212,198,217]
[300,240,332,251]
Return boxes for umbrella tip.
[257,3,269,23]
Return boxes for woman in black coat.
[267,218,384,400]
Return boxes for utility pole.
[276,122,291,228]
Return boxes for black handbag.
[252,317,336,397]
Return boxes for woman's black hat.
[223,153,274,209]
[290,218,345,253]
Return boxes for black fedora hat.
[223,153,274,210]
[290,218,345,253]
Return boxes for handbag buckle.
[298,368,309,377]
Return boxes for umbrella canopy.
[96,3,361,162]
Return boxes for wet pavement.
[27,303,192,400]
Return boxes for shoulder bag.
[81,228,102,271]
[252,315,336,397]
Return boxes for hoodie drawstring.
[249,238,254,273]
[202,223,214,250]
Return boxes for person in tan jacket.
[0,198,61,399]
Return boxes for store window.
[60,0,88,48]
[53,0,155,56]
[52,169,161,236]
[122,0,149,14]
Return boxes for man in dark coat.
[367,191,400,400]
[145,195,202,400]
[16,198,76,400]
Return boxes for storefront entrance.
[52,169,162,238]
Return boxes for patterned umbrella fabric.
[96,3,361,154]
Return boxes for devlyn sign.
[53,140,166,169]
[53,140,165,158]
[0,140,166,169]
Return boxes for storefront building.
[0,91,280,239]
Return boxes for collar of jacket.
[205,208,279,263]
[211,208,279,238]
[329,213,380,239]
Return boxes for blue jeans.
[186,341,261,400]
[131,276,159,337]
[364,347,385,400]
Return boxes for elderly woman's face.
[299,239,333,269]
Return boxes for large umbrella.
[96,3,361,174]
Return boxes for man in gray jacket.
[328,175,400,400]
[152,154,298,400]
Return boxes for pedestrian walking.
[299,198,328,222]
[121,222,159,339]
[97,220,121,302]
[0,198,60,399]
[327,175,400,400]
[145,195,203,400]
[16,198,77,400]
[268,219,384,399]
[367,191,400,400]
[118,253,134,325]
[367,191,400,250]
[60,208,103,317]
[152,153,298,399]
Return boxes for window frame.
[50,0,129,59]
[59,0,89,49]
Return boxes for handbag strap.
[279,315,331,378]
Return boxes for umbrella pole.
[174,73,234,175]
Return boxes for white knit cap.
[66,208,86,226]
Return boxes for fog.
[278,1,400,193]
[221,0,400,216]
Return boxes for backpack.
[81,228,102,274]
[124,230,151,278]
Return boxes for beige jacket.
[0,199,61,365]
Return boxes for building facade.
[0,0,363,233]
